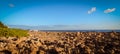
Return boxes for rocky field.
[0,31,120,54]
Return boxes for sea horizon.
[38,30,120,32]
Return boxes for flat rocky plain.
[0,31,120,54]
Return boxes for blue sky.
[0,0,120,30]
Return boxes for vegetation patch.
[0,22,29,37]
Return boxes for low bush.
[0,28,29,37]
[0,21,8,28]
[0,21,29,37]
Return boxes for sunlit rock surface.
[0,31,120,54]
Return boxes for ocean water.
[40,30,120,32]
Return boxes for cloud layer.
[104,8,116,13]
[9,3,15,7]
[88,7,96,14]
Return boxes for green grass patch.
[0,28,29,38]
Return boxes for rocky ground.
[0,31,120,54]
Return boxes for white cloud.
[88,7,96,14]
[9,3,14,7]
[104,8,116,13]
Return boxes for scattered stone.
[0,31,120,54]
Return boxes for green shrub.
[0,21,8,28]
[0,21,29,37]
[0,28,29,37]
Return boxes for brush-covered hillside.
[0,21,29,37]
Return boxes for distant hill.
[8,25,120,30]
[8,25,80,30]
[8,25,52,30]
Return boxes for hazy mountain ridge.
[8,25,120,30]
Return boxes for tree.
[0,21,8,28]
